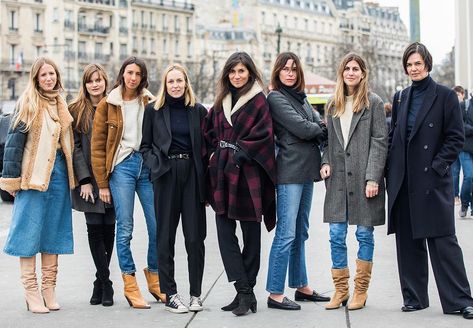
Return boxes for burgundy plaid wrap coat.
[204,83,276,231]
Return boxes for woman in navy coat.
[386,42,473,319]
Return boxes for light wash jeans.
[266,182,313,294]
[459,151,473,209]
[109,151,158,274]
[329,222,374,269]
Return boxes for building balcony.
[131,0,195,12]
[78,0,116,6]
[8,27,19,33]
[78,24,110,35]
[120,0,128,7]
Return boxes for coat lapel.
[409,81,437,141]
[163,104,171,136]
[346,107,366,147]
[332,116,345,149]
[398,88,410,145]
[187,107,196,151]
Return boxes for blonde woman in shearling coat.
[0,57,75,314]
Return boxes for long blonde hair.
[69,64,109,133]
[13,57,63,131]
[154,63,196,110]
[327,53,369,117]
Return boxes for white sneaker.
[189,296,203,312]
[165,293,188,313]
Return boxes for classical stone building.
[0,0,196,104]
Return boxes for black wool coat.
[140,102,208,203]
[386,77,464,238]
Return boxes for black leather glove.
[234,149,251,168]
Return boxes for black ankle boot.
[221,293,239,311]
[232,291,257,316]
[90,279,102,305]
[102,280,114,307]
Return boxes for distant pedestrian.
[203,52,276,316]
[265,51,329,311]
[69,64,115,307]
[452,86,466,206]
[320,53,388,311]
[384,102,392,131]
[0,57,75,313]
[91,56,163,309]
[386,42,473,319]
[140,64,207,313]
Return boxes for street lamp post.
[275,24,282,55]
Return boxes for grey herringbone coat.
[322,92,388,226]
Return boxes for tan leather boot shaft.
[325,268,350,310]
[41,253,60,310]
[348,259,373,310]
[143,268,166,303]
[20,256,49,314]
[122,274,151,309]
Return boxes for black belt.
[219,140,240,152]
[168,153,191,160]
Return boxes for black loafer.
[267,297,301,310]
[461,306,473,319]
[294,290,330,302]
[401,305,423,312]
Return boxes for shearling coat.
[386,78,464,238]
[322,92,388,226]
[91,87,154,189]
[0,95,75,192]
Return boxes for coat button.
[424,145,428,150]
[346,152,351,157]
[426,190,430,195]
[424,167,428,172]
[348,172,352,176]
[349,192,354,196]
[428,123,434,128]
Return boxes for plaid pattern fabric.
[204,92,276,231]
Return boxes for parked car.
[0,113,14,202]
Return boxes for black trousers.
[394,180,473,313]
[153,158,206,297]
[216,215,261,288]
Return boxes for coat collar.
[408,78,437,141]
[278,88,311,120]
[223,82,263,126]
[107,87,155,107]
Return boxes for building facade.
[455,0,473,95]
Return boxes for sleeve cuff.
[0,177,22,192]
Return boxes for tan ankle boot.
[325,268,350,310]
[143,268,166,303]
[122,274,151,309]
[41,253,60,310]
[348,259,373,310]
[20,256,49,314]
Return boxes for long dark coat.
[386,77,464,238]
[322,92,388,226]
[203,83,276,231]
[140,102,208,203]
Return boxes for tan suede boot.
[122,274,151,309]
[348,259,373,310]
[143,268,166,303]
[20,256,49,314]
[325,268,350,310]
[41,253,60,310]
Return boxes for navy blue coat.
[386,77,464,238]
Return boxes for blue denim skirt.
[3,152,73,257]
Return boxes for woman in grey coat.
[320,53,387,311]
[266,52,329,310]
[69,64,115,306]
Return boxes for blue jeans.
[452,157,461,197]
[329,222,374,269]
[266,182,313,294]
[460,151,473,208]
[109,151,158,274]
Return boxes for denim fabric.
[452,157,461,197]
[329,222,374,269]
[109,151,158,274]
[266,182,313,294]
[460,151,473,208]
[4,152,73,257]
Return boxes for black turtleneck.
[407,75,431,137]
[229,85,240,108]
[166,93,191,153]
[281,84,306,104]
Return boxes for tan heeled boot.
[20,256,49,314]
[325,268,350,310]
[143,268,166,303]
[41,253,60,310]
[122,274,151,309]
[348,259,373,310]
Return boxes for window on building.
[141,37,146,53]
[261,11,266,25]
[34,13,42,32]
[120,43,127,59]
[141,10,146,28]
[79,14,86,29]
[150,12,154,28]
[78,41,86,58]
[187,40,192,58]
[293,17,298,29]
[132,9,137,27]
[65,39,73,58]
[95,42,103,57]
[53,7,59,21]
[174,15,179,32]
[186,17,191,32]
[10,44,16,64]
[284,15,288,27]
[304,18,308,30]
[174,39,179,56]
[150,38,155,54]
[9,10,18,30]
[36,46,42,57]
[163,38,167,54]
[162,14,168,31]
[132,36,137,50]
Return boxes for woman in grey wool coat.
[320,53,388,311]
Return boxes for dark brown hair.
[402,42,433,74]
[270,52,305,92]
[114,56,148,95]
[214,52,263,110]
[453,85,465,95]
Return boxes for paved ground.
[1,182,473,327]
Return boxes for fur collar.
[107,87,155,106]
[223,82,263,126]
